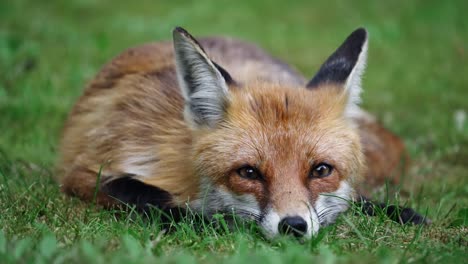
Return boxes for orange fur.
[57,35,404,210]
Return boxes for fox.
[57,27,429,239]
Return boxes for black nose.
[278,216,308,237]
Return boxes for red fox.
[57,27,428,239]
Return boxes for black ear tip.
[172,26,205,53]
[173,26,192,40]
[173,26,187,34]
[305,27,368,89]
[354,27,368,34]
[349,27,368,43]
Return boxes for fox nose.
[278,216,308,237]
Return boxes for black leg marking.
[357,196,431,225]
[100,175,184,222]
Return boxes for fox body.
[58,28,413,239]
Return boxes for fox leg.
[63,169,183,222]
[103,176,186,223]
[356,195,431,225]
[61,166,117,206]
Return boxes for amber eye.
[237,166,262,180]
[310,163,333,178]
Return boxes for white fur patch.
[344,38,368,118]
[314,181,353,226]
[307,203,321,237]
[121,154,158,177]
[190,178,261,221]
[260,207,281,239]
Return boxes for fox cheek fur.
[172,27,367,238]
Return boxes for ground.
[0,0,467,263]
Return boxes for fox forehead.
[228,84,348,134]
[228,85,359,167]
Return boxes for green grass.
[1,0,467,263]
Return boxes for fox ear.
[306,28,368,116]
[173,27,232,128]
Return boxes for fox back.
[58,27,408,238]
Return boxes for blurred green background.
[0,0,467,262]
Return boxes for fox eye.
[237,166,262,180]
[310,163,333,178]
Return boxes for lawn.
[0,0,467,263]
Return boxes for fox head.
[173,27,367,239]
